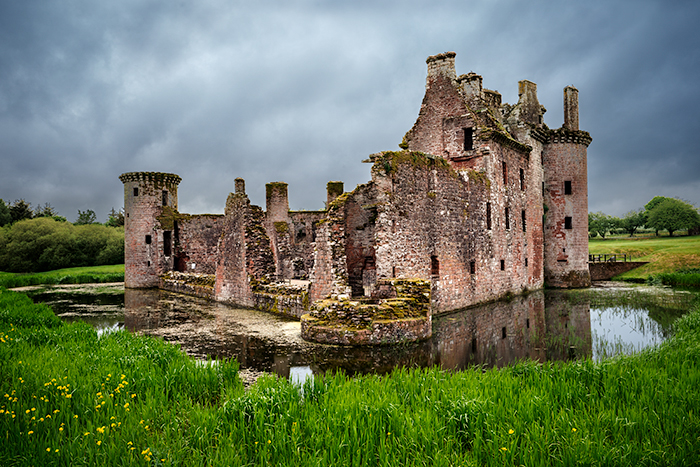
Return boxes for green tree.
[75,209,97,225]
[619,209,646,237]
[588,211,617,238]
[0,199,11,226]
[33,202,58,218]
[646,198,700,237]
[9,199,33,223]
[105,207,125,227]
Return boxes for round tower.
[119,172,182,288]
[542,87,592,287]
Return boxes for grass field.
[0,265,124,289]
[588,235,700,280]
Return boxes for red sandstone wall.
[543,136,591,287]
[176,215,224,274]
[120,172,181,288]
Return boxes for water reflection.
[28,284,694,379]
[121,288,594,376]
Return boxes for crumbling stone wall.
[172,215,224,274]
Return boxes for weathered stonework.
[120,51,592,345]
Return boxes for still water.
[26,283,696,379]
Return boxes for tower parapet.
[119,172,182,288]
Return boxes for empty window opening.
[522,210,527,232]
[392,266,396,278]
[486,202,492,230]
[133,187,139,196]
[526,318,530,329]
[500,259,505,271]
[505,207,510,230]
[564,180,572,195]
[470,260,476,274]
[463,127,473,151]
[557,259,568,263]
[431,255,439,276]
[147,261,150,267]
[502,161,508,185]
[520,168,525,190]
[471,337,477,353]
[502,327,507,339]
[145,235,151,244]
[565,216,572,230]
[163,231,172,257]
[162,191,168,206]
[525,257,529,267]
[542,182,545,195]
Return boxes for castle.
[120,52,591,345]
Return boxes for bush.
[0,218,124,272]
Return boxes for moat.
[21,282,697,382]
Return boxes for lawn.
[588,235,700,280]
[0,265,124,289]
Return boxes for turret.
[119,172,181,288]
[542,87,592,288]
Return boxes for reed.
[2,287,700,466]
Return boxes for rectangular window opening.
[431,255,439,276]
[565,216,572,230]
[162,190,168,206]
[163,231,172,257]
[522,210,527,232]
[525,257,529,267]
[486,202,492,230]
[463,127,473,151]
[520,168,525,190]
[502,161,507,185]
[500,259,505,271]
[564,180,572,195]
[470,260,476,274]
[145,235,151,245]
[526,318,530,329]
[471,337,477,353]
[502,327,507,339]
[133,187,139,196]
[505,207,510,230]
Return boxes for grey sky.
[1,0,698,222]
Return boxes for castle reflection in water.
[123,288,592,378]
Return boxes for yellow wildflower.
[508,429,514,434]
[28,431,34,435]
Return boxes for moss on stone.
[157,206,192,231]
[266,182,288,201]
[465,169,492,189]
[326,181,344,199]
[274,221,289,234]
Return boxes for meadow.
[2,286,700,466]
[0,265,124,289]
[589,235,700,284]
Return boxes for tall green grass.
[2,287,700,465]
[0,264,124,288]
[649,268,700,288]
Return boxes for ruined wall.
[367,151,535,314]
[215,193,275,306]
[119,172,181,288]
[171,214,224,274]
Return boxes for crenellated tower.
[119,172,181,288]
[542,86,592,287]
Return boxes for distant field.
[589,235,700,280]
[0,264,124,288]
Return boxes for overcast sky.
[1,0,698,222]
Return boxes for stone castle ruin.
[120,52,591,345]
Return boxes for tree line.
[589,196,700,238]
[0,199,125,272]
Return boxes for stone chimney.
[265,182,289,222]
[517,80,542,126]
[326,181,344,208]
[563,86,579,131]
[426,52,457,82]
[235,177,245,195]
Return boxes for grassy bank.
[589,235,700,282]
[0,265,124,289]
[2,287,700,465]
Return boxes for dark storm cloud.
[0,0,698,222]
